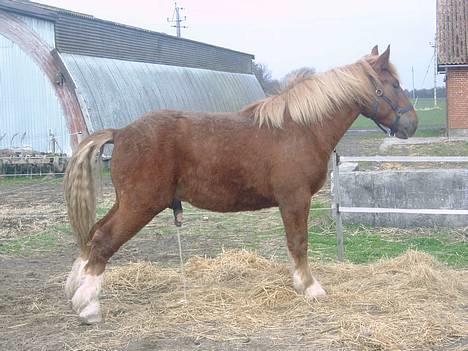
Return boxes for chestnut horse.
[64,46,417,323]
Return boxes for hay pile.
[103,250,467,350]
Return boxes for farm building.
[0,0,264,155]
[437,0,468,137]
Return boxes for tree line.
[405,87,446,99]
[253,62,446,99]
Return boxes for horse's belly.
[188,197,276,212]
[178,182,276,212]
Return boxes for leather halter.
[368,84,413,136]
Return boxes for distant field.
[351,98,446,133]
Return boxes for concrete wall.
[338,169,468,228]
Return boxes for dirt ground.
[0,134,465,351]
[1,179,349,351]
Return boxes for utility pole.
[167,2,187,38]
[411,66,415,100]
[429,36,438,107]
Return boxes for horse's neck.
[312,104,361,155]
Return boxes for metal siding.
[55,14,254,74]
[59,53,264,132]
[0,25,71,154]
[13,13,55,47]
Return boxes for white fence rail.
[339,207,468,215]
[340,156,468,163]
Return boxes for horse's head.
[361,45,418,139]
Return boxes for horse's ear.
[371,45,379,56]
[374,45,390,71]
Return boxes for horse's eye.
[393,82,400,89]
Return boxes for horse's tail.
[64,129,114,255]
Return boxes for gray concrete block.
[338,169,468,228]
[339,162,359,172]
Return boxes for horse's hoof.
[79,301,102,324]
[71,274,103,314]
[304,280,327,299]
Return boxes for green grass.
[0,174,63,185]
[0,232,57,255]
[413,129,443,137]
[306,215,467,267]
[227,202,467,268]
[350,98,446,130]
[97,207,110,217]
[413,98,447,128]
[0,224,71,255]
[406,237,467,267]
[2,200,465,269]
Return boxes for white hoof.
[79,301,102,324]
[71,274,103,315]
[304,280,327,299]
[293,270,327,298]
[292,270,307,292]
[65,258,88,300]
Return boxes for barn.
[437,0,468,137]
[0,0,264,155]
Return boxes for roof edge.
[1,0,255,59]
[0,0,57,20]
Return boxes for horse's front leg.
[279,195,326,299]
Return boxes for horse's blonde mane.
[244,58,398,128]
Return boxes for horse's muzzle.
[394,111,418,139]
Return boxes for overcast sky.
[39,0,443,89]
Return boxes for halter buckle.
[375,88,383,97]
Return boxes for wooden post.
[332,150,344,261]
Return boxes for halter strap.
[369,83,413,136]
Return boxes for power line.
[413,51,435,109]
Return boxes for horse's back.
[108,109,325,212]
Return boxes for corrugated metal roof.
[54,15,254,74]
[0,0,57,21]
[60,53,265,133]
[0,0,255,74]
[437,0,468,65]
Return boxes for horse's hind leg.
[69,198,165,324]
[279,195,326,299]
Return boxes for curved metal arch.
[0,9,88,150]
